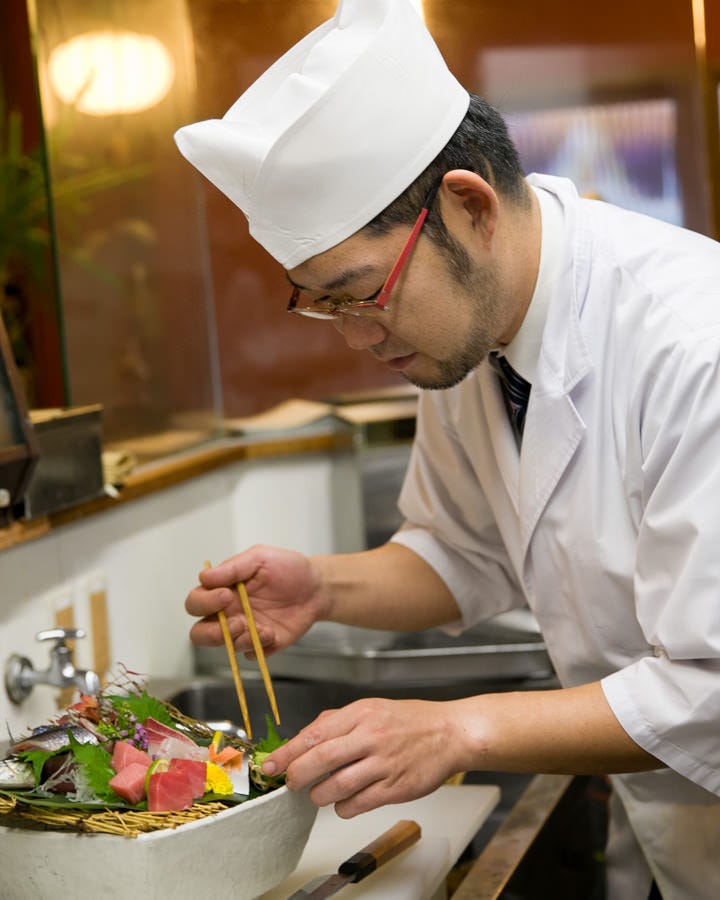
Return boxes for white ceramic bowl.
[0,785,317,899]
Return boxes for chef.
[175,1,720,896]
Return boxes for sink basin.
[164,671,557,743]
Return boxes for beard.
[403,233,504,391]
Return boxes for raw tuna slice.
[147,770,194,812]
[168,758,207,799]
[109,762,149,805]
[111,740,151,773]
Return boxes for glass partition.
[28,0,222,460]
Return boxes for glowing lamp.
[48,31,175,116]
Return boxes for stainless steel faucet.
[4,628,101,704]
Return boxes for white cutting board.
[261,783,500,900]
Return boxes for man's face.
[286,221,511,391]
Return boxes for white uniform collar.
[499,183,564,384]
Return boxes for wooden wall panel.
[704,0,720,64]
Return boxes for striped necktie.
[488,352,531,445]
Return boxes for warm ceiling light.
[48,31,175,116]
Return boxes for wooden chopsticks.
[204,561,252,738]
[202,561,280,740]
[235,581,281,728]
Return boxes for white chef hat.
[174,0,469,268]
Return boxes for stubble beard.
[403,241,504,391]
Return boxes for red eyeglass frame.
[287,177,442,319]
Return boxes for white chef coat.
[392,174,720,899]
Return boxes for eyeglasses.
[287,178,442,320]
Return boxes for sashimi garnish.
[0,672,285,815]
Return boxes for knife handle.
[338,819,422,883]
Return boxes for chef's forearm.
[453,681,663,775]
[312,542,460,631]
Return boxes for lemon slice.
[144,758,169,794]
[209,731,226,756]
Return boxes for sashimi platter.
[0,672,317,899]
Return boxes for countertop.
[0,427,355,552]
[261,783,500,900]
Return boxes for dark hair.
[365,94,529,246]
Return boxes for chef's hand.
[260,697,468,817]
[185,545,325,657]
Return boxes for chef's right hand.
[185,545,325,657]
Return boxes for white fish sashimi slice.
[227,761,249,796]
[147,735,206,762]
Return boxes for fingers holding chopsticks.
[185,545,324,655]
[186,561,276,656]
[185,586,276,656]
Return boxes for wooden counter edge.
[0,429,355,553]
[452,773,574,900]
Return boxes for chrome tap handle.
[36,627,86,645]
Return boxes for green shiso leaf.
[254,715,287,755]
[249,715,288,794]
[14,747,62,785]
[107,689,174,726]
[67,733,119,803]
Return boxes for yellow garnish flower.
[205,762,234,796]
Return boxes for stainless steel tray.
[194,614,554,686]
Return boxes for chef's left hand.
[260,697,467,817]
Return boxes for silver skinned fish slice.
[0,758,35,789]
[9,723,97,755]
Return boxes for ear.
[438,169,499,244]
